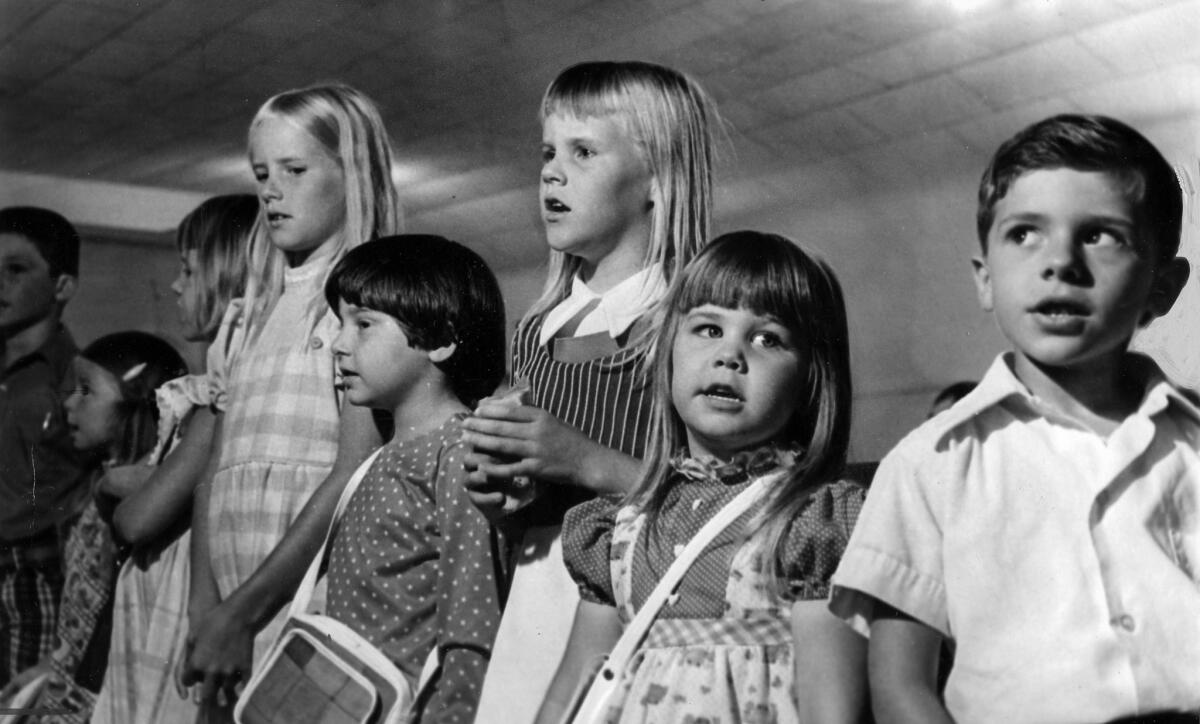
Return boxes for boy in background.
[831,115,1197,723]
[0,206,89,687]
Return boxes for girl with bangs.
[539,232,867,724]
[180,84,402,717]
[463,60,720,722]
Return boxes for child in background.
[537,231,866,724]
[90,194,256,724]
[1,332,187,723]
[830,115,1197,723]
[463,60,720,723]
[181,83,402,712]
[318,236,507,722]
[0,207,88,688]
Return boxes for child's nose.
[259,178,281,202]
[541,157,564,185]
[1040,236,1087,283]
[712,342,745,371]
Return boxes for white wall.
[6,117,1197,464]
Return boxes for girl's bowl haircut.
[324,235,506,407]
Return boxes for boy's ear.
[427,342,457,363]
[971,256,994,312]
[1141,257,1190,325]
[54,274,77,305]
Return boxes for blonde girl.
[539,231,867,724]
[463,60,719,723]
[180,84,402,711]
[91,194,256,724]
[1,332,188,724]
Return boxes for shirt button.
[1112,614,1136,632]
[310,336,324,350]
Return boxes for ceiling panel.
[0,0,1197,273]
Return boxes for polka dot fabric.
[325,415,504,724]
[561,461,865,722]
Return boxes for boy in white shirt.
[830,114,1198,724]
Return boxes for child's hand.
[461,401,598,490]
[462,454,533,522]
[0,661,52,703]
[179,601,253,707]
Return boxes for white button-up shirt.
[831,353,1200,723]
[538,266,667,346]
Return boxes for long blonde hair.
[241,83,403,337]
[526,61,720,353]
[175,194,256,341]
[630,232,854,597]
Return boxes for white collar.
[932,352,1200,443]
[539,266,667,346]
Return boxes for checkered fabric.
[0,534,63,686]
[208,262,341,665]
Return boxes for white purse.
[236,449,439,724]
[562,471,780,724]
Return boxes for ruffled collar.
[669,445,799,486]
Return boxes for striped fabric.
[512,315,652,461]
[510,315,654,524]
[207,261,341,664]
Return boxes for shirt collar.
[933,352,1200,443]
[2,324,76,382]
[539,265,667,346]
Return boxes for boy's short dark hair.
[0,206,81,277]
[325,235,507,407]
[976,114,1182,264]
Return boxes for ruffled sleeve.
[562,497,622,605]
[783,479,866,601]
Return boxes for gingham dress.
[208,261,341,663]
[563,454,864,724]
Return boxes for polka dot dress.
[562,452,865,723]
[326,414,503,724]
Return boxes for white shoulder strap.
[289,448,384,616]
[601,469,781,676]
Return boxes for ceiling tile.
[1074,1,1200,75]
[747,65,886,122]
[843,28,992,87]
[952,36,1114,111]
[15,1,133,52]
[843,73,992,138]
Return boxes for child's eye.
[752,332,784,349]
[1004,225,1038,244]
[540,146,555,163]
[286,166,306,176]
[694,323,721,338]
[356,320,371,330]
[573,144,595,160]
[1082,228,1127,248]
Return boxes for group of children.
[0,57,1196,724]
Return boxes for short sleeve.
[828,440,951,637]
[782,479,866,601]
[562,497,621,605]
[205,299,246,410]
